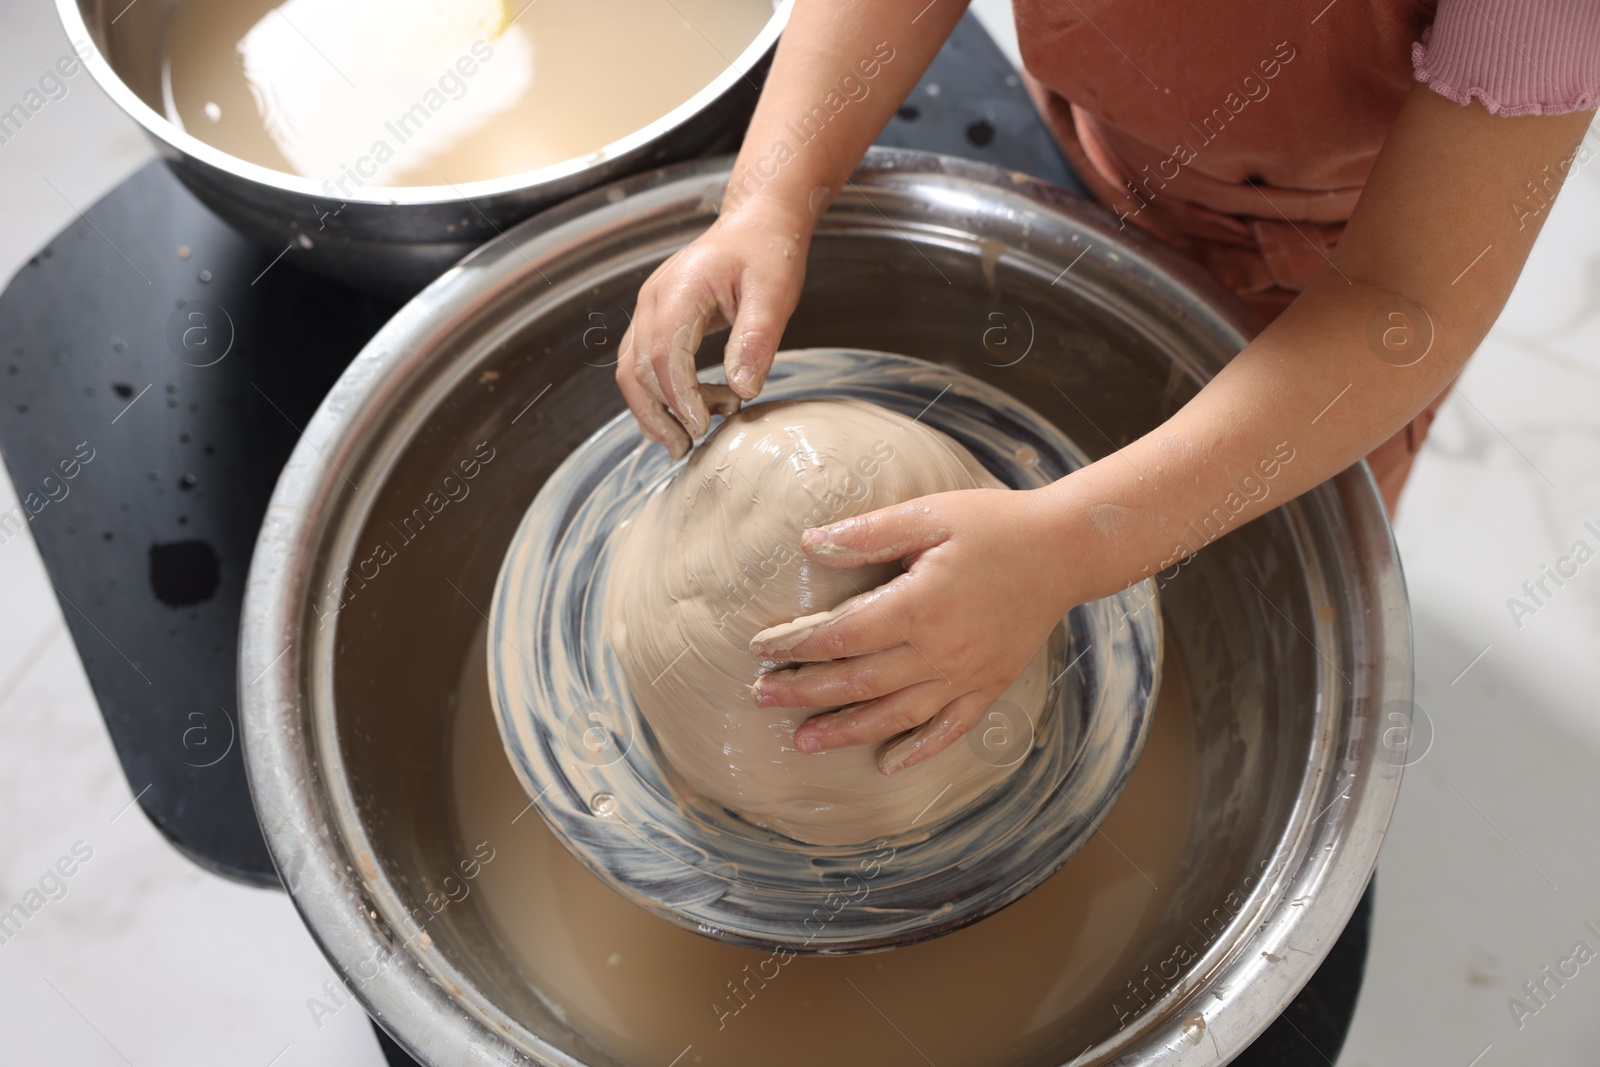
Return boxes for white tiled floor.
[1,1,1597,1064]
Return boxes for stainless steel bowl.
[241,149,1410,1065]
[57,0,788,297]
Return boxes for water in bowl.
[152,0,774,187]
[451,622,1201,1066]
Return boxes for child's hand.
[616,200,812,458]
[746,487,1080,775]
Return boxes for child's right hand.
[615,198,814,458]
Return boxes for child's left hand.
[746,486,1081,775]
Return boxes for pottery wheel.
[488,349,1162,953]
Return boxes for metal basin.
[240,149,1410,1065]
[57,0,788,297]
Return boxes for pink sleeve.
[1413,0,1600,116]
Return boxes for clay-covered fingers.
[791,680,952,756]
[802,500,955,569]
[616,322,691,459]
[618,255,738,451]
[723,265,799,399]
[750,644,934,710]
[699,383,743,418]
[876,691,994,775]
[747,582,907,662]
[613,210,811,455]
[644,280,728,437]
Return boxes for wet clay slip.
[606,397,1049,845]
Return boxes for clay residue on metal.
[605,398,1048,845]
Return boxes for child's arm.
[616,0,969,456]
[753,86,1596,772]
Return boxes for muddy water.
[152,0,773,185]
[451,623,1197,1067]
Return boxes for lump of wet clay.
[606,398,1048,846]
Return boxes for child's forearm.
[615,1,967,445]
[722,0,970,226]
[1036,277,1459,604]
[1033,86,1596,607]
